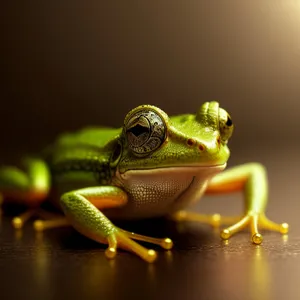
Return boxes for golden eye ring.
[124,108,167,156]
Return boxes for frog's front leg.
[59,186,173,262]
[173,163,288,244]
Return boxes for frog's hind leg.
[0,158,50,228]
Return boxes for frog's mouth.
[116,163,227,192]
[118,163,226,177]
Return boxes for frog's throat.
[113,163,227,217]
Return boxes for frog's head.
[116,101,233,173]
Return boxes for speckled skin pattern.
[0,102,288,261]
[45,102,229,220]
[108,165,225,220]
[60,187,120,239]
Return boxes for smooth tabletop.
[0,143,299,300]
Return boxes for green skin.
[0,101,288,262]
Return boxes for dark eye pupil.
[226,117,232,126]
[127,124,149,136]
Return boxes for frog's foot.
[105,229,173,263]
[33,217,70,231]
[171,210,241,228]
[220,213,289,244]
[11,208,64,229]
[32,209,70,231]
[12,209,38,229]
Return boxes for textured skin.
[42,102,229,219]
[118,103,230,173]
[41,102,229,218]
[45,127,120,186]
[60,187,125,239]
[108,165,225,219]
[0,102,288,260]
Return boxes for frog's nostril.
[198,144,205,152]
[187,138,195,146]
[187,138,206,151]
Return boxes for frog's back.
[53,127,121,150]
[43,127,121,198]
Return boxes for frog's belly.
[106,165,225,220]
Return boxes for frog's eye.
[218,108,234,143]
[124,108,167,156]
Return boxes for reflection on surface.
[14,228,23,240]
[33,232,51,297]
[1,213,299,300]
[282,234,288,244]
[220,241,270,300]
[250,246,270,300]
[147,263,156,286]
[6,215,181,299]
[82,251,117,298]
[164,250,173,264]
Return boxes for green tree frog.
[0,102,288,262]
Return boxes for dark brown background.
[1,2,300,300]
